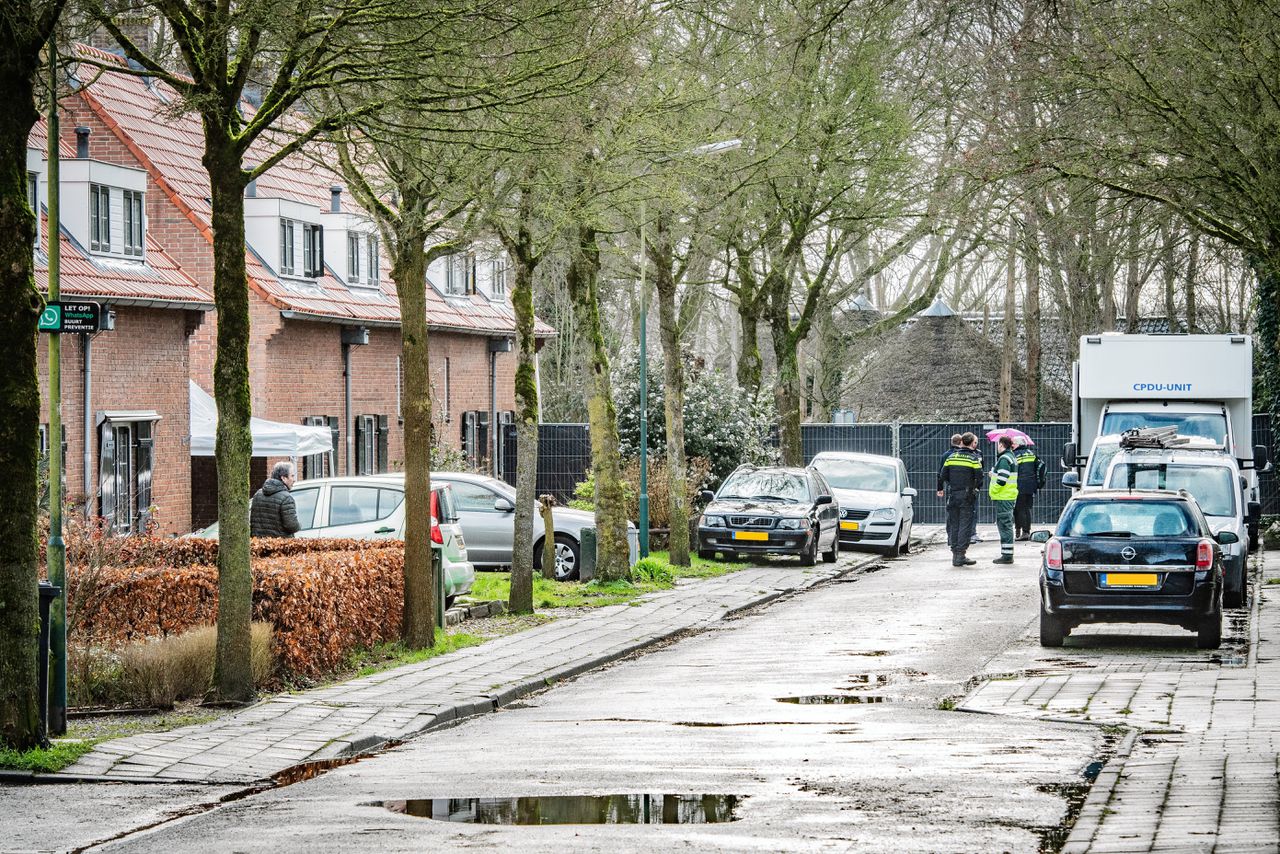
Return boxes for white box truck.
[1063,333,1269,545]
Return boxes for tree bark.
[999,223,1016,421]
[509,241,538,614]
[0,60,45,750]
[392,228,433,648]
[567,225,629,580]
[1022,206,1042,420]
[736,295,763,395]
[538,495,556,579]
[1251,244,1280,416]
[204,131,255,703]
[651,219,689,566]
[1186,231,1200,333]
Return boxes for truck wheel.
[1196,608,1222,649]
[1039,608,1067,647]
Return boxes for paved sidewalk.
[60,555,889,784]
[961,546,1280,853]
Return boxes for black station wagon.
[697,466,840,565]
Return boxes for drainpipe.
[82,332,92,520]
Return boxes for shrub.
[120,622,273,709]
[569,457,710,531]
[631,556,674,585]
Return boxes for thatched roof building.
[843,298,1071,422]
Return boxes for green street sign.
[38,301,103,334]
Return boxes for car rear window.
[1060,499,1197,538]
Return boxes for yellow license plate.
[840,521,860,531]
[733,530,769,541]
[1103,573,1159,587]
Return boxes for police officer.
[936,431,983,567]
[989,436,1019,564]
[1013,439,1046,540]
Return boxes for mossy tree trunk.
[650,216,689,566]
[728,239,764,396]
[0,9,58,747]
[203,132,255,704]
[567,224,629,580]
[392,226,434,647]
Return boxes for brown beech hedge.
[68,538,406,678]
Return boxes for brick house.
[33,46,553,534]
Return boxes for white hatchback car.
[809,452,916,556]
[192,474,475,607]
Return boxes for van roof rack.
[1117,426,1191,450]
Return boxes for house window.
[444,253,475,295]
[279,219,296,275]
[123,190,144,257]
[301,415,338,478]
[367,237,380,286]
[347,232,361,284]
[353,414,389,475]
[90,184,111,252]
[99,418,155,534]
[302,223,324,278]
[491,258,507,298]
[460,410,490,469]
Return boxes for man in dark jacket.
[1013,439,1047,540]
[250,461,300,538]
[936,431,983,567]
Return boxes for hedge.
[69,540,406,678]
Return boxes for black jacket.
[250,478,300,538]
[1015,449,1047,496]
[937,447,984,492]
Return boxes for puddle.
[847,674,890,685]
[844,650,891,657]
[777,695,885,705]
[272,757,359,786]
[1032,783,1089,854]
[376,794,743,824]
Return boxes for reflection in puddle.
[377,793,743,824]
[777,695,885,704]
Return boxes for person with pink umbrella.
[988,435,1019,564]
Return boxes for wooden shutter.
[376,415,389,473]
[99,424,116,525]
[135,421,153,531]
[354,415,367,476]
[327,416,339,477]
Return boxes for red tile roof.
[71,45,553,337]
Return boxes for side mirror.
[1255,444,1273,473]
[698,489,716,503]
[815,494,834,506]
[1030,531,1052,544]
[901,486,918,498]
[1247,501,1262,525]
[1061,442,1077,469]
[1062,471,1081,489]
[1216,530,1240,545]
[493,497,514,512]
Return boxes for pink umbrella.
[986,427,1034,446]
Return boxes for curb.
[1060,729,1139,854]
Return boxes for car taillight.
[431,516,443,545]
[1196,538,1213,570]
[1046,538,1063,570]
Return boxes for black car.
[697,466,840,565]
[1031,489,1238,649]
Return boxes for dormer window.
[90,184,111,252]
[302,223,324,278]
[490,258,507,298]
[347,232,362,284]
[123,190,144,257]
[367,237,380,286]
[445,252,475,296]
[280,219,296,275]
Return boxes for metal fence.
[500,423,592,502]
[504,416,1280,524]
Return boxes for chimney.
[75,127,90,159]
[245,178,257,198]
[330,186,342,213]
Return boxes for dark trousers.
[946,489,976,555]
[1014,492,1035,536]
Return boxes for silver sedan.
[431,472,598,580]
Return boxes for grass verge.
[469,550,747,609]
[0,739,97,773]
[346,632,489,678]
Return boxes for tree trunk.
[568,226,629,581]
[652,224,689,566]
[392,228,433,648]
[1161,220,1178,325]
[810,294,842,423]
[1251,244,1280,416]
[538,495,556,579]
[510,250,538,613]
[999,223,1016,421]
[1186,231,1199,333]
[204,132,255,704]
[1022,205,1042,420]
[1123,210,1142,333]
[0,67,43,749]
[736,295,763,394]
[773,315,804,465]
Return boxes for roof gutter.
[278,309,557,338]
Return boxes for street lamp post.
[636,139,741,560]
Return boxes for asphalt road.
[87,537,1104,853]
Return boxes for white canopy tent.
[189,380,333,457]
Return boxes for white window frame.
[490,258,507,298]
[367,237,380,286]
[445,252,475,296]
[347,232,361,284]
[280,219,296,275]
[123,189,144,257]
[90,184,111,252]
[302,223,323,278]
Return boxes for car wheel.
[1224,568,1246,609]
[533,533,580,581]
[900,524,912,555]
[1197,597,1223,649]
[1249,524,1260,551]
[698,549,716,560]
[445,594,457,610]
[799,528,818,566]
[822,531,838,563]
[1039,607,1067,647]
